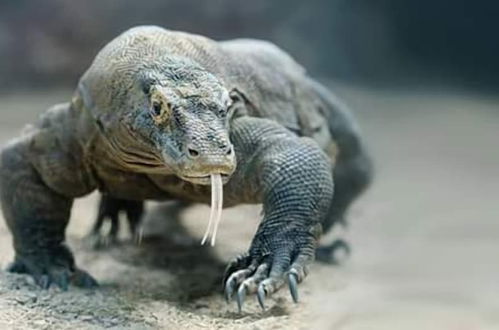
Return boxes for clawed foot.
[7,246,98,290]
[223,241,313,312]
[315,239,350,265]
[87,232,118,250]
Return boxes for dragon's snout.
[184,141,233,159]
[173,141,236,185]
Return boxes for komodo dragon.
[0,26,372,310]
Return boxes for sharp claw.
[288,273,299,303]
[7,261,26,274]
[236,284,247,313]
[39,275,50,289]
[57,274,69,291]
[257,285,266,310]
[72,269,98,288]
[82,275,98,288]
[224,278,235,303]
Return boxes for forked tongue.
[201,174,223,246]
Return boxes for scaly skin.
[0,26,372,310]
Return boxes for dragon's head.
[80,58,239,185]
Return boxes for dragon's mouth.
[180,173,229,185]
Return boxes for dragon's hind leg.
[316,148,372,264]
[309,80,373,264]
[125,198,145,244]
[88,195,145,248]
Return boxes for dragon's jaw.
[179,173,230,185]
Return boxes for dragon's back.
[82,26,331,146]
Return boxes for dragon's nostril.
[220,143,232,156]
[188,148,200,158]
[219,143,232,156]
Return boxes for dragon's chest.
[147,174,212,204]
[92,163,212,203]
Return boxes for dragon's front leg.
[0,139,97,289]
[223,117,334,311]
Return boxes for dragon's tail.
[306,79,367,161]
[306,78,374,204]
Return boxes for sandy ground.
[0,85,498,329]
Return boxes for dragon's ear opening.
[228,88,250,119]
[77,81,95,112]
[149,86,172,125]
[75,81,111,133]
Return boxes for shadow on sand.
[91,201,289,319]
[108,202,226,300]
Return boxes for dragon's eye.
[152,101,162,116]
[149,86,172,124]
[149,99,171,124]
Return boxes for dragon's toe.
[315,239,351,265]
[71,268,99,288]
[7,248,98,290]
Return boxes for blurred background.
[0,1,498,329]
[0,0,498,90]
